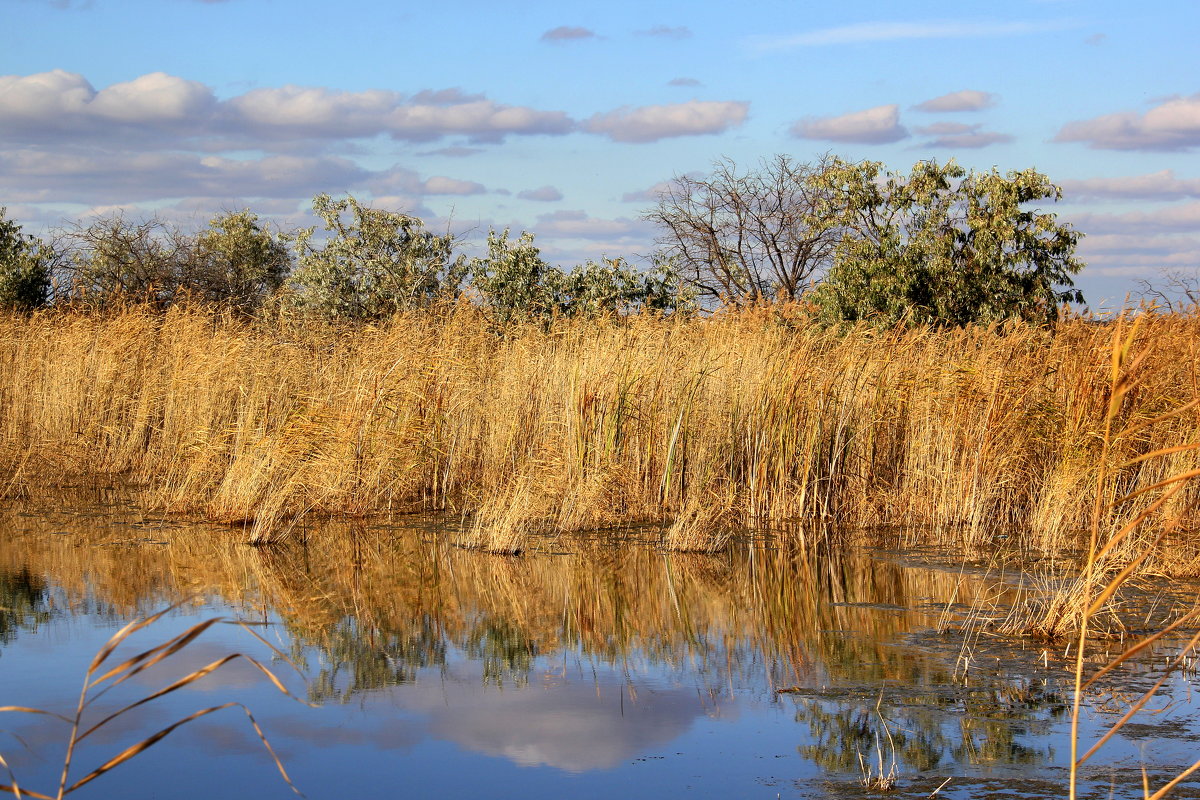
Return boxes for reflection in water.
[0,565,50,647]
[1,493,1196,798]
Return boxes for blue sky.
[2,0,1198,306]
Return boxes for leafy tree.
[811,159,1084,326]
[186,210,291,312]
[0,208,52,311]
[469,229,694,327]
[644,154,847,305]
[469,229,561,327]
[558,256,694,317]
[284,194,466,319]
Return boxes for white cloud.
[1067,202,1200,233]
[421,176,486,195]
[1058,170,1200,201]
[914,122,1012,148]
[914,90,996,113]
[621,180,674,203]
[534,210,651,240]
[748,19,1077,51]
[0,70,100,131]
[540,26,596,42]
[1056,93,1200,152]
[0,70,576,147]
[0,148,369,203]
[518,186,564,202]
[792,104,908,144]
[89,72,216,122]
[584,101,748,142]
[667,77,702,88]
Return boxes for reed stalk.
[1,304,1198,557]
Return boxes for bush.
[284,194,466,319]
[469,229,694,327]
[0,208,51,311]
[186,210,291,312]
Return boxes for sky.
[2,0,1198,307]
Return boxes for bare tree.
[644,154,845,305]
[58,214,193,308]
[1135,268,1200,312]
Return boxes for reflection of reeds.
[0,602,302,799]
[3,306,1200,555]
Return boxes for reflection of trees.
[463,616,537,689]
[3,502,1079,777]
[303,614,447,704]
[0,567,51,648]
[799,699,946,773]
[793,674,1068,776]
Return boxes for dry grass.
[1,303,1198,557]
[0,601,303,799]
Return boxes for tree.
[284,194,467,320]
[644,154,847,305]
[558,256,693,317]
[185,210,291,312]
[60,214,190,308]
[469,229,694,328]
[469,229,561,327]
[0,208,52,311]
[811,159,1084,326]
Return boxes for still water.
[2,492,1199,799]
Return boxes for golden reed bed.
[1,304,1197,564]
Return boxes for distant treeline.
[0,155,1087,327]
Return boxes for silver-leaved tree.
[284,194,467,320]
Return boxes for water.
[2,493,1199,799]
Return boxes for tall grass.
[1,304,1198,558]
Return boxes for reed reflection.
[0,499,1067,777]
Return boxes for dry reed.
[0,601,303,799]
[1,304,1198,558]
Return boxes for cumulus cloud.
[667,77,702,87]
[1058,170,1200,201]
[641,25,691,39]
[792,104,908,144]
[748,19,1077,50]
[89,72,217,122]
[227,84,573,143]
[1077,233,1200,281]
[365,166,486,197]
[0,71,217,141]
[914,90,996,112]
[621,180,674,203]
[0,70,575,147]
[1056,93,1200,151]
[1067,202,1200,234]
[914,121,1012,148]
[0,148,368,203]
[584,100,748,142]
[540,26,596,42]
[518,186,564,202]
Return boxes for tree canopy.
[647,155,1084,325]
[810,159,1084,326]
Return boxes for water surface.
[2,493,1198,799]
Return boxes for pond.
[2,491,1199,799]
